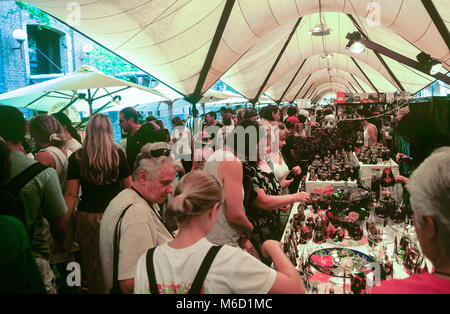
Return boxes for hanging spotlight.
[345,32,366,54]
[309,23,331,36]
[310,0,331,36]
[416,52,442,75]
[320,53,334,60]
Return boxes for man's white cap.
[298,109,309,118]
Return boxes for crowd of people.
[0,101,449,294]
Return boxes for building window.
[27,25,62,75]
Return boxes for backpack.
[0,162,48,239]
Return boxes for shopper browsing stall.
[134,170,305,294]
[371,147,450,294]
[65,114,132,294]
[357,110,378,147]
[242,121,311,264]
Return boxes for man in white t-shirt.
[100,142,177,294]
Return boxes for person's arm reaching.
[262,240,305,294]
[252,190,311,211]
[64,179,80,217]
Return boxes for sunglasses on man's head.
[150,148,170,158]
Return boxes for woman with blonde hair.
[65,113,132,293]
[29,114,68,191]
[134,170,305,294]
[29,114,75,292]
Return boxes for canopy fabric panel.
[264,53,391,101]
[25,0,450,103]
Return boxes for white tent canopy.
[21,0,450,103]
[0,66,169,113]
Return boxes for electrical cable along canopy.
[22,0,450,103]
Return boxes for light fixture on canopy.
[309,23,331,36]
[416,52,443,75]
[345,31,366,54]
[309,0,331,36]
[320,53,334,60]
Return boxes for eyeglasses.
[150,148,170,158]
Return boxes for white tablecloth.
[359,158,400,186]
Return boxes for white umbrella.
[198,89,247,104]
[47,101,82,124]
[0,66,169,115]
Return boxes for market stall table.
[359,159,400,187]
[305,173,357,193]
[280,201,433,294]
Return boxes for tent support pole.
[306,87,317,99]
[278,59,307,103]
[351,34,450,85]
[348,81,359,93]
[347,14,405,92]
[291,74,312,102]
[350,57,379,93]
[186,0,236,105]
[350,74,366,93]
[301,84,314,99]
[251,17,303,103]
[421,0,450,51]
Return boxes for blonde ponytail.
[166,171,223,225]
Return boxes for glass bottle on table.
[380,167,395,189]
[396,226,411,264]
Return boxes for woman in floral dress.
[241,121,311,264]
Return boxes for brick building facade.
[0,1,94,95]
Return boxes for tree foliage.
[3,2,53,29]
[86,45,140,82]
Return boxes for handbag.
[110,204,133,294]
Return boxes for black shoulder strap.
[189,245,222,294]
[4,162,48,225]
[112,204,133,291]
[145,245,222,295]
[5,162,48,195]
[146,247,159,294]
